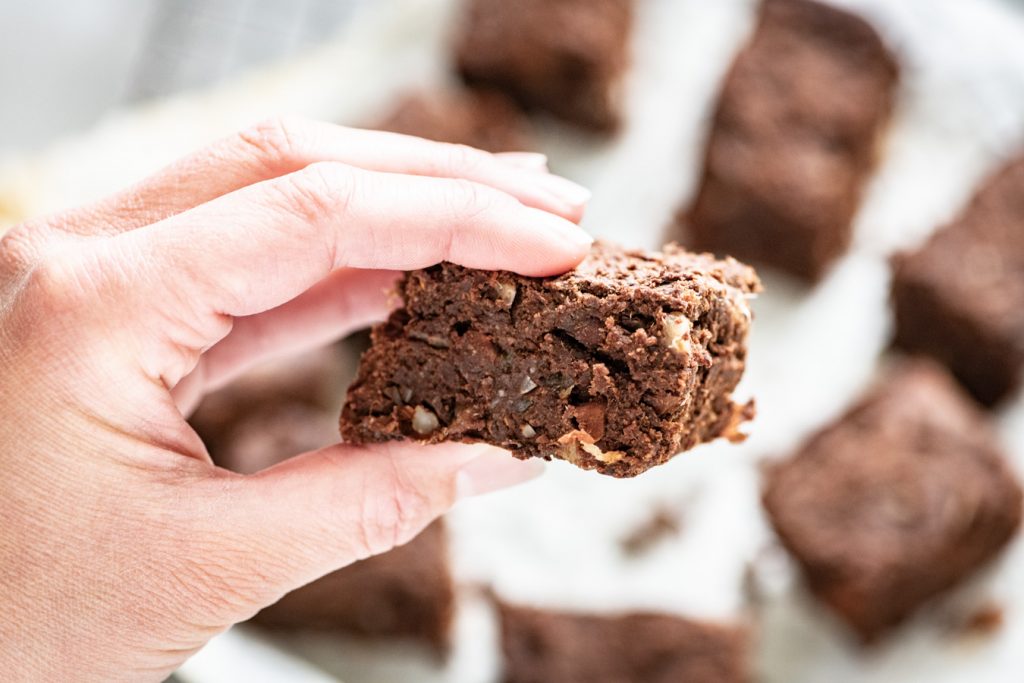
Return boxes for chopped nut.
[663,312,693,354]
[519,376,538,394]
[412,405,440,435]
[581,442,626,464]
[558,384,575,400]
[384,386,403,405]
[409,330,450,349]
[400,386,414,403]
[494,281,518,308]
[521,424,536,438]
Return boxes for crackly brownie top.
[893,157,1024,342]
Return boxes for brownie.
[189,346,347,460]
[763,361,1023,642]
[376,89,533,153]
[497,603,750,683]
[454,0,634,133]
[680,0,898,281]
[892,157,1024,406]
[254,520,455,653]
[340,243,760,478]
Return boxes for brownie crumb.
[340,242,760,477]
[620,506,683,557]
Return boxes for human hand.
[0,118,592,681]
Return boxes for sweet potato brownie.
[497,603,750,683]
[254,520,455,653]
[376,89,533,153]
[340,243,760,478]
[892,157,1024,406]
[454,0,634,133]
[679,0,898,281]
[763,361,1022,642]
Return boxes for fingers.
[59,117,587,235]
[173,268,397,412]
[201,443,543,609]
[110,162,592,384]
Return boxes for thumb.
[194,441,543,620]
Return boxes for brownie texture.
[497,603,750,683]
[680,0,898,281]
[892,157,1024,406]
[254,520,455,653]
[376,89,533,153]
[763,361,1023,642]
[454,0,633,133]
[340,243,760,478]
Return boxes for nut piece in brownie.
[763,361,1023,642]
[254,520,455,653]
[376,89,533,153]
[892,157,1024,406]
[341,242,760,478]
[679,0,898,281]
[454,0,634,133]
[498,603,750,683]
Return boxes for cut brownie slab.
[680,0,898,281]
[376,89,533,153]
[763,361,1023,642]
[497,603,750,683]
[892,157,1024,406]
[254,519,454,653]
[454,0,634,133]
[341,243,760,478]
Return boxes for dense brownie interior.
[376,88,534,153]
[498,603,750,683]
[892,157,1024,406]
[341,243,760,477]
[454,0,634,132]
[763,361,1022,642]
[681,0,898,281]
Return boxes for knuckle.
[441,143,488,177]
[279,162,355,224]
[359,474,434,556]
[21,248,95,308]
[0,222,47,276]
[235,116,306,170]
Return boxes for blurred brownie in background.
[497,603,750,683]
[679,0,898,281]
[377,88,533,153]
[892,157,1024,406]
[189,348,455,653]
[454,0,634,133]
[763,361,1022,643]
[254,520,455,654]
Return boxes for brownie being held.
[892,156,1024,406]
[679,0,898,281]
[763,361,1022,642]
[341,242,760,478]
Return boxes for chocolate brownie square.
[763,361,1022,642]
[680,0,898,281]
[892,157,1024,406]
[376,89,533,153]
[340,243,760,478]
[454,0,634,133]
[254,520,454,653]
[497,603,750,683]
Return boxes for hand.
[0,118,592,681]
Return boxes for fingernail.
[495,152,549,170]
[545,214,595,249]
[537,174,592,206]
[455,451,546,500]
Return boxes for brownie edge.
[340,242,760,477]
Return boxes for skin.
[0,117,592,681]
